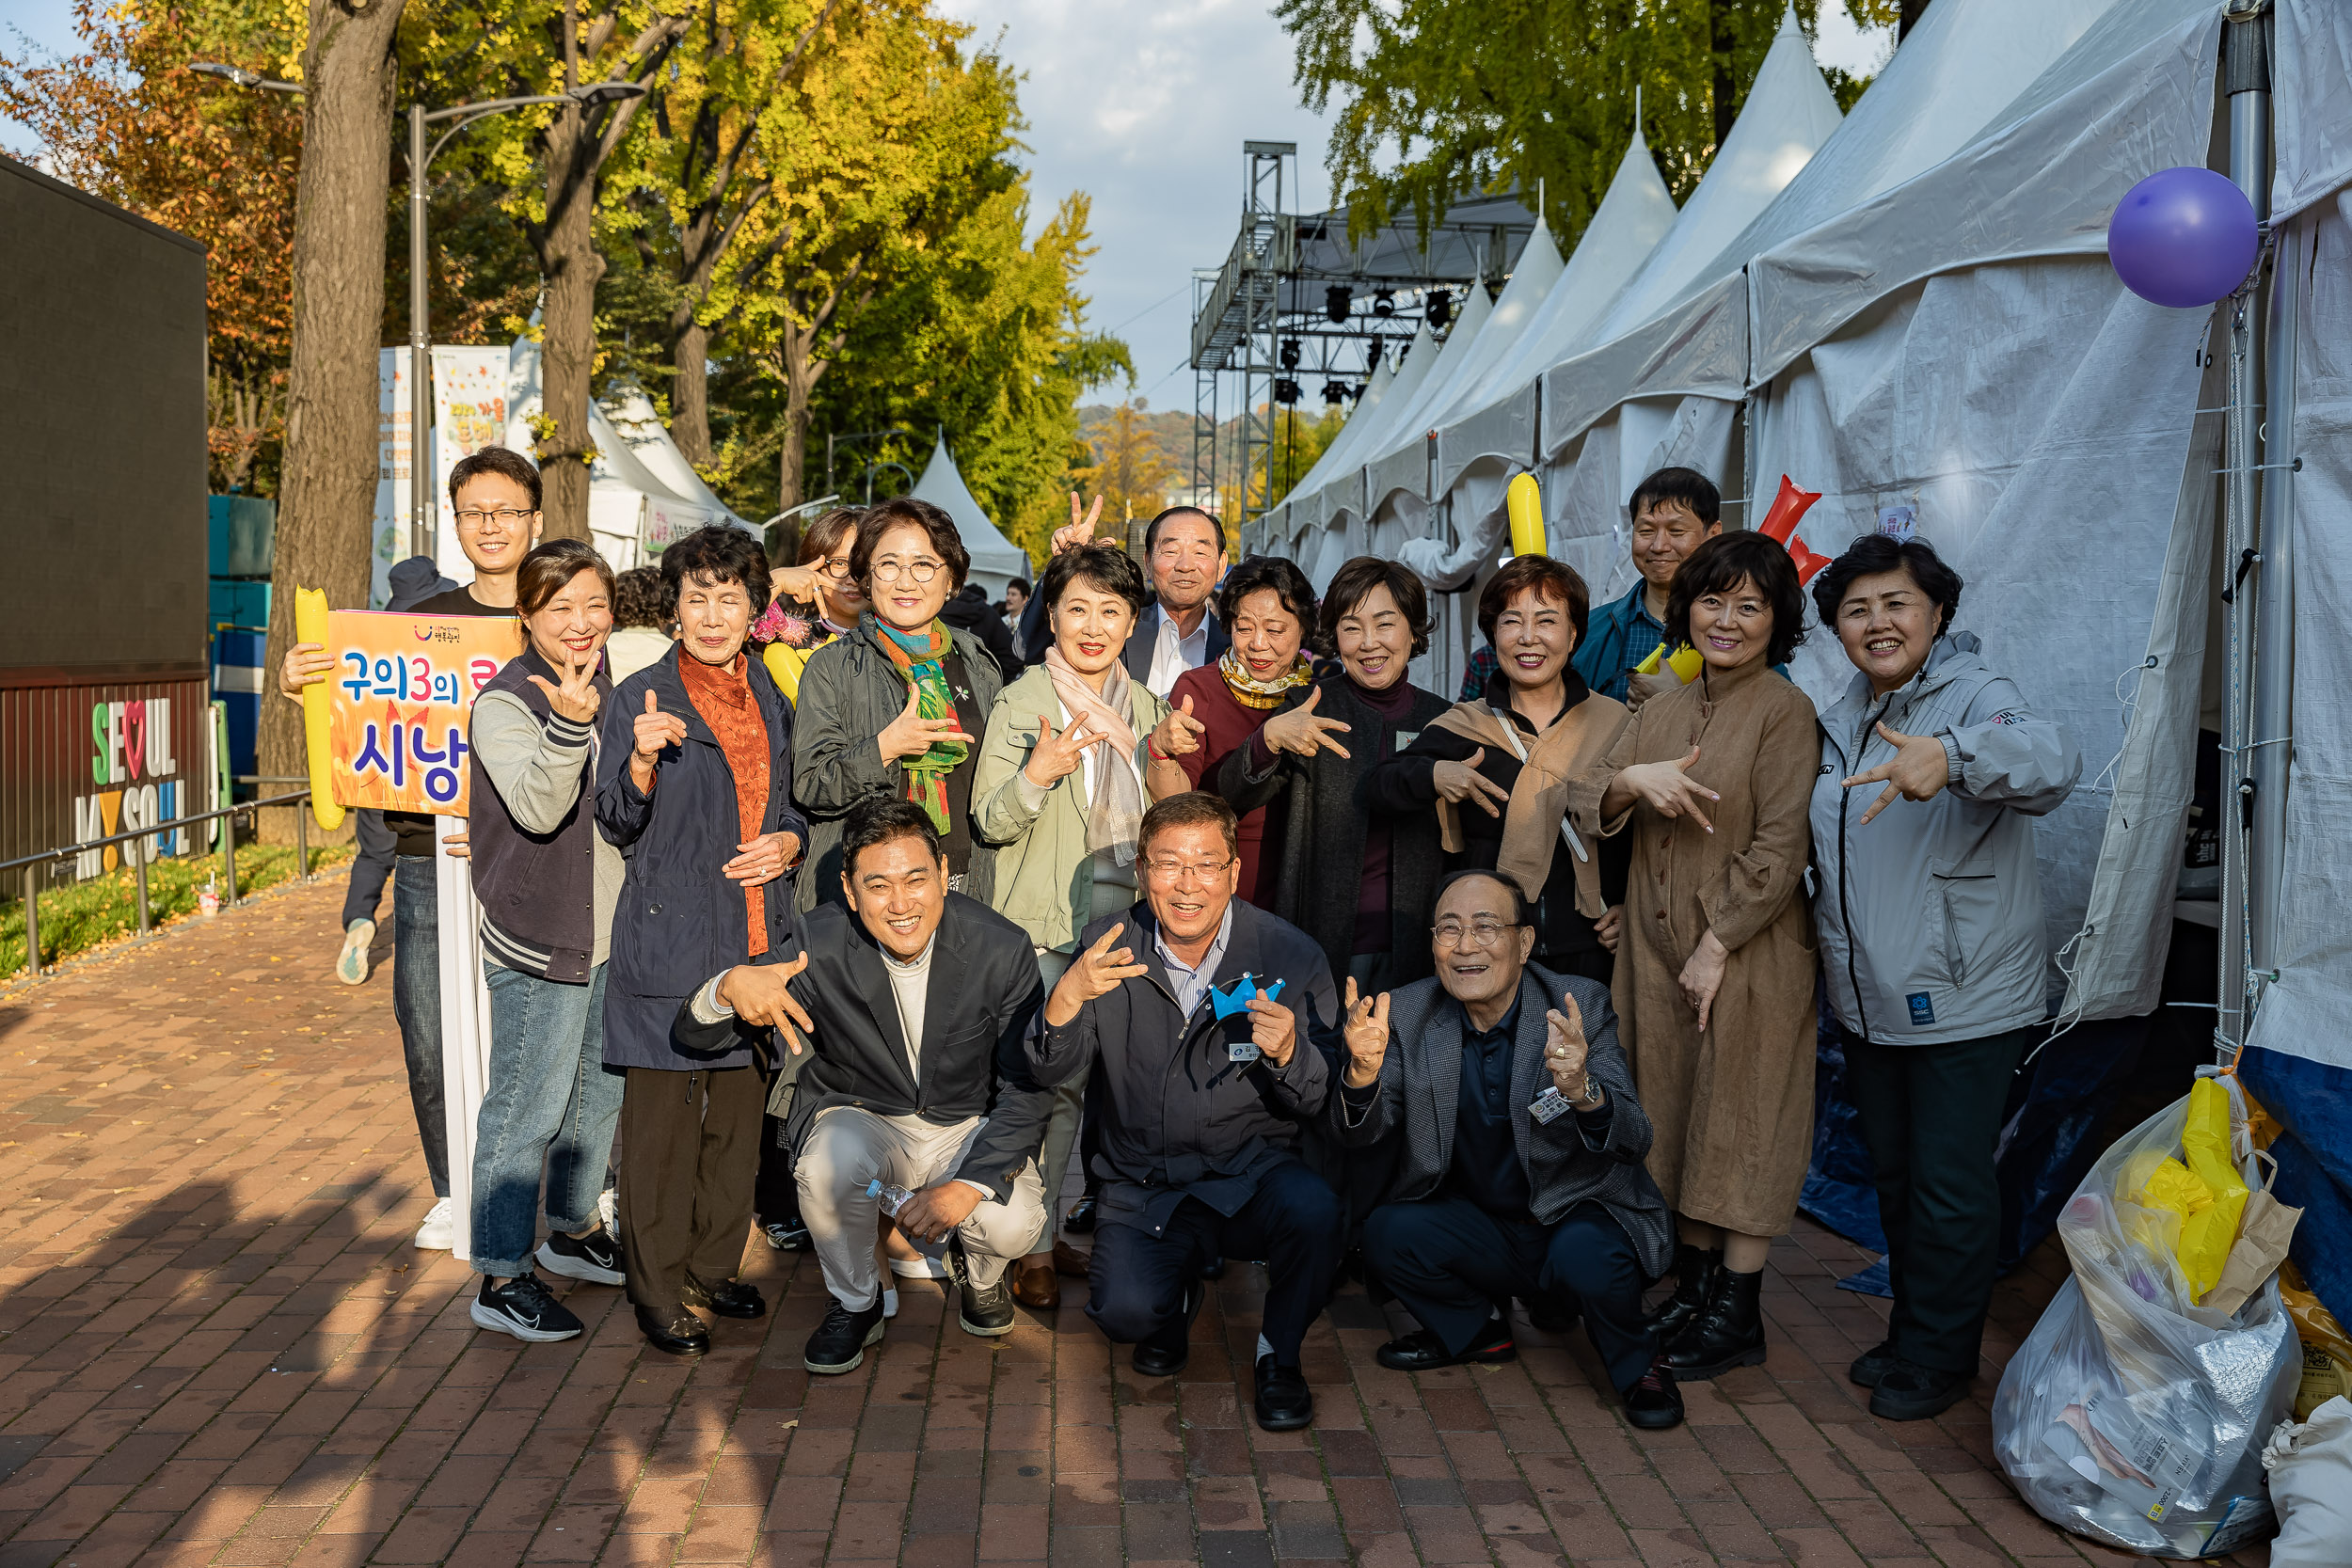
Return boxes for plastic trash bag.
[2261,1396,2352,1568]
[1994,1074,2299,1558]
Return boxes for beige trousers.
[795,1106,1046,1310]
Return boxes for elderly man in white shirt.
[1015,497,1232,696]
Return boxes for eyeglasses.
[1144,855,1234,883]
[454,506,536,530]
[1432,918,1518,950]
[872,559,945,584]
[814,557,855,582]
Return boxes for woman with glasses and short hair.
[757,506,867,705]
[790,498,1006,911]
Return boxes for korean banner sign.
[327,610,522,815]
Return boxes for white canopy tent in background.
[906,438,1030,602]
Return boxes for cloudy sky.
[6,0,1892,400]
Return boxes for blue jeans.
[471,960,624,1277]
[391,854,449,1197]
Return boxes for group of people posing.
[281,446,2080,1439]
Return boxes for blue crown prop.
[1209,973,1283,1019]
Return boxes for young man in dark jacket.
[1339,869,1683,1429]
[1034,792,1343,1432]
[675,797,1051,1375]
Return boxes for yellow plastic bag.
[2178,1077,2250,1300]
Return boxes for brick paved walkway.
[0,873,2249,1568]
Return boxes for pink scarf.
[1042,646,1144,866]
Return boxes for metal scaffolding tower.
[1188,145,1536,532]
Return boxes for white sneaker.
[414,1196,454,1250]
[882,1288,900,1320]
[337,919,375,986]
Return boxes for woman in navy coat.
[596,527,807,1355]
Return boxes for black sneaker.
[1376,1320,1517,1371]
[536,1228,625,1287]
[470,1274,584,1342]
[946,1243,1017,1338]
[803,1297,888,1374]
[1850,1339,1899,1389]
[1869,1359,1970,1422]
[763,1214,811,1250]
[1623,1353,1686,1431]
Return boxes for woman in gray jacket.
[1808,534,2080,1425]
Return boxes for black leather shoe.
[947,1242,1017,1338]
[1130,1280,1201,1377]
[1850,1339,1899,1389]
[803,1297,887,1374]
[1622,1353,1686,1430]
[1868,1359,1970,1422]
[1253,1354,1313,1432]
[1664,1266,1768,1381]
[1376,1322,1517,1372]
[635,1304,710,1356]
[1646,1243,1722,1343]
[681,1274,766,1319]
[1062,1195,1098,1234]
[1522,1294,1580,1335]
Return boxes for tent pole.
[2216,0,2272,1063]
[2249,215,2297,985]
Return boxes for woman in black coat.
[1215,557,1451,991]
[596,528,808,1356]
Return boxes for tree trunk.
[778,325,815,512]
[672,317,711,467]
[1898,0,1930,40]
[1708,1,1739,154]
[259,0,407,845]
[535,100,604,542]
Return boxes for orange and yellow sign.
[326,610,523,815]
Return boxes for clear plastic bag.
[1993,1073,2300,1558]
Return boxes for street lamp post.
[193,65,644,562]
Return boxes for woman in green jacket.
[972,543,1202,1306]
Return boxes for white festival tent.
[906,437,1030,602]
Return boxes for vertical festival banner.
[432,346,515,556]
[371,348,417,609]
[323,610,523,815]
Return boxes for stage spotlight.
[1274,378,1301,404]
[1372,289,1395,317]
[1426,288,1453,327]
[1325,285,1352,324]
[1365,338,1384,370]
[1322,380,1349,405]
[1279,337,1301,371]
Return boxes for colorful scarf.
[678,651,772,957]
[1042,646,1145,867]
[875,617,967,832]
[1216,646,1313,710]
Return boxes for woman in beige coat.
[1569,531,1819,1382]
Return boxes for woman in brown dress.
[1568,530,1819,1381]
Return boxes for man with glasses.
[1336,869,1684,1429]
[1033,792,1343,1431]
[1018,498,1231,695]
[276,445,547,1253]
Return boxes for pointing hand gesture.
[1045,922,1151,1027]
[1614,745,1718,833]
[1050,491,1107,556]
[878,685,976,764]
[1023,712,1101,788]
[632,689,688,766]
[1342,976,1391,1088]
[527,652,603,725]
[1432,748,1512,818]
[1149,695,1205,761]
[1261,685,1353,760]
[1842,721,1950,825]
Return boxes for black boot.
[1664,1266,1767,1381]
[1645,1244,1721,1343]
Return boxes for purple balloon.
[2107,166,2260,309]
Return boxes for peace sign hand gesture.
[1843,721,1951,824]
[1614,745,1718,832]
[1261,686,1353,760]
[1050,491,1107,556]
[1341,976,1391,1088]
[1024,713,1101,788]
[527,652,602,725]
[1045,922,1149,1026]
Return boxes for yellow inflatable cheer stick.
[1634,640,1707,686]
[1506,472,1547,558]
[294,587,345,833]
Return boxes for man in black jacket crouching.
[1033,792,1342,1432]
[675,797,1051,1375]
